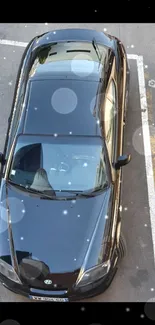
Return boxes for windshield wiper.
[56,190,95,197]
[92,38,101,62]
[77,183,109,197]
[7,180,57,200]
[56,183,109,198]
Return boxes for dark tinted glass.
[24,79,99,136]
[9,135,108,193]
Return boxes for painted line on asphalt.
[0,39,28,47]
[127,54,138,60]
[0,38,155,260]
[136,55,155,261]
[125,53,155,262]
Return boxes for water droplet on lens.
[63,210,68,215]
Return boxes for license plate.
[30,296,69,302]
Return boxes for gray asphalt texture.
[0,23,155,302]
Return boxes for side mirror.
[0,152,5,165]
[114,154,131,170]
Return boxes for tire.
[118,232,127,259]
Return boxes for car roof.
[21,29,116,138]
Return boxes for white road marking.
[136,55,155,261]
[0,38,155,260]
[0,39,28,47]
[127,54,138,60]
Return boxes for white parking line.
[0,39,155,261]
[0,39,28,47]
[136,55,155,261]
[128,54,155,262]
[127,54,138,60]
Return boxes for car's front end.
[0,236,119,301]
[0,170,120,301]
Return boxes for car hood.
[0,181,111,288]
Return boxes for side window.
[104,79,116,162]
[9,83,25,140]
[5,82,25,161]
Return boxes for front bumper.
[0,250,118,301]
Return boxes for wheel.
[118,232,127,259]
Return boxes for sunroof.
[24,78,100,137]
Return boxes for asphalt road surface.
[0,23,155,302]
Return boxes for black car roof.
[21,29,116,137]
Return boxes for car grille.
[23,277,68,290]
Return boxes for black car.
[0,28,131,302]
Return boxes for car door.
[102,69,122,243]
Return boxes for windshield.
[8,135,109,194]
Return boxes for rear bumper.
[0,250,118,301]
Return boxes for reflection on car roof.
[24,79,102,137]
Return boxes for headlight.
[0,259,22,284]
[76,260,111,288]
